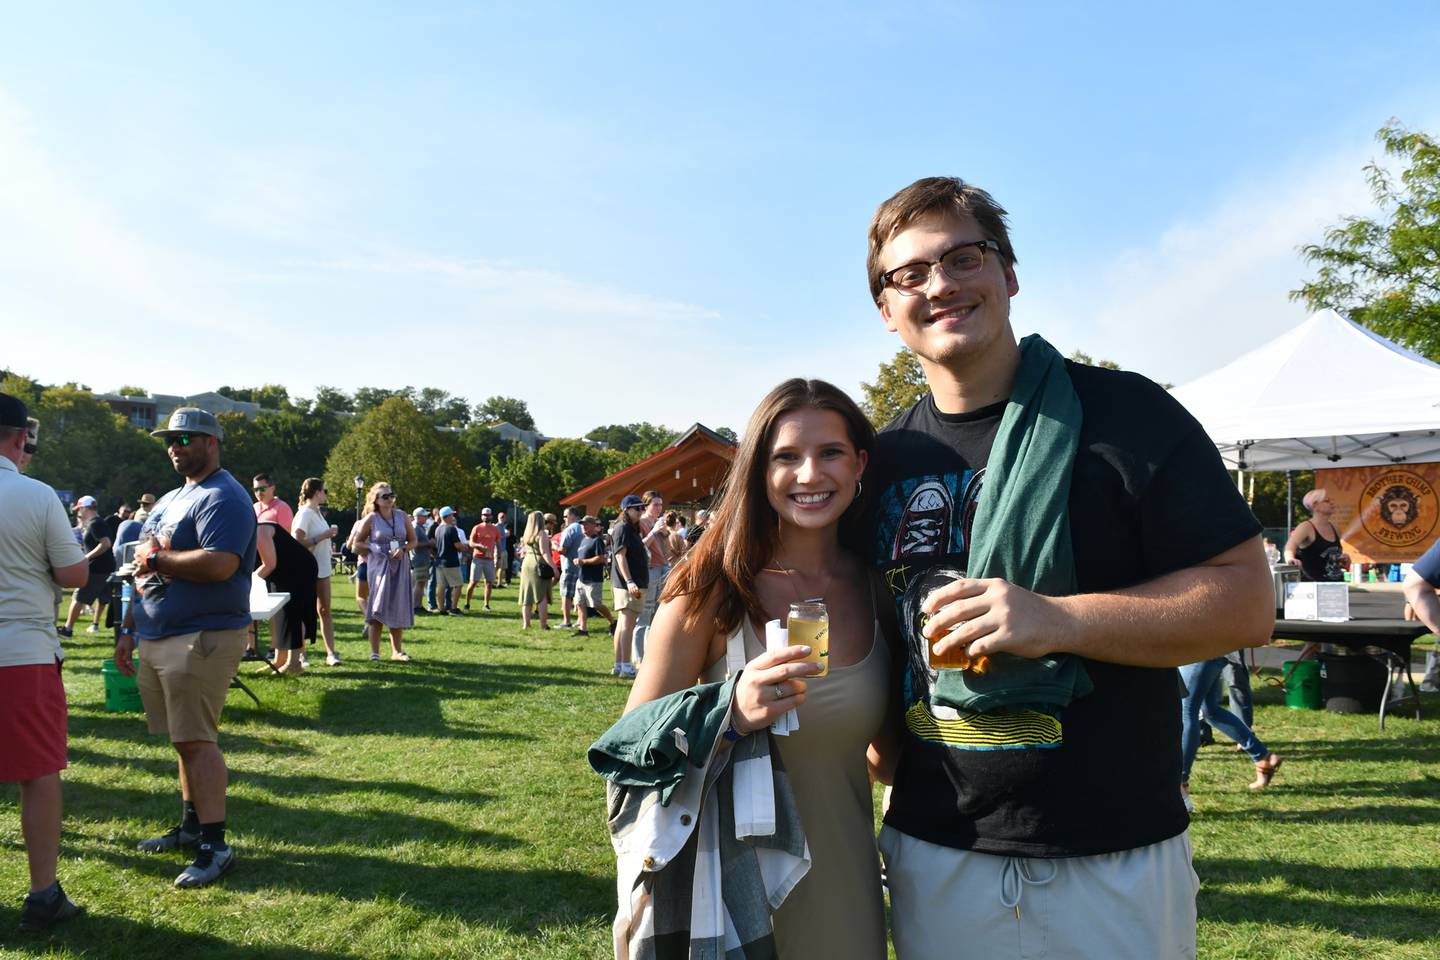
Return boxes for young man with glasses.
[251,472,294,531]
[115,407,257,889]
[861,178,1272,958]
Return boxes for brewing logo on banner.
[1358,470,1437,548]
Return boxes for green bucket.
[101,658,143,712]
[1284,659,1322,710]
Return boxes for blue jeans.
[1180,657,1267,783]
[427,560,438,608]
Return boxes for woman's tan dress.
[703,608,890,959]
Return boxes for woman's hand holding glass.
[731,644,821,736]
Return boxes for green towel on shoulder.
[931,334,1093,713]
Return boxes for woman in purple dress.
[349,481,417,662]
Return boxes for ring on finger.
[773,683,784,701]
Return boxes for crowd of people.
[3,173,1436,958]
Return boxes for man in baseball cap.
[410,508,435,615]
[119,405,255,888]
[466,507,504,612]
[58,496,114,639]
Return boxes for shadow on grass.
[0,909,351,959]
[1196,857,1439,942]
[59,775,515,852]
[60,846,612,938]
[1192,802,1438,825]
[1266,735,1440,766]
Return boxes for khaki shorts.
[880,826,1199,959]
[612,586,643,615]
[436,565,463,591]
[137,628,249,743]
[576,580,604,609]
[470,558,496,585]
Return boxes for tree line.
[0,373,733,525]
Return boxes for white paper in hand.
[763,619,799,735]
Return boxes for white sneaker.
[618,663,638,679]
[86,624,100,634]
[299,654,309,668]
[325,653,342,667]
[611,664,622,676]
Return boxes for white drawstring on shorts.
[999,856,1058,919]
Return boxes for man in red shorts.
[0,393,89,931]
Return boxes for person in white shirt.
[291,477,341,666]
[0,393,89,930]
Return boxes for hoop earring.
[855,480,863,498]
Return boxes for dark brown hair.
[661,379,875,634]
[866,176,1016,304]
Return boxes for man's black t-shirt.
[864,361,1260,858]
[610,522,650,591]
[84,516,116,575]
[434,523,463,568]
[578,535,607,584]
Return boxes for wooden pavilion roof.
[560,424,736,515]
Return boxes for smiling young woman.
[622,378,900,960]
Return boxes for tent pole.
[1286,471,1293,527]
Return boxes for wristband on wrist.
[722,718,744,742]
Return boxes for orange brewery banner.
[1318,464,1440,562]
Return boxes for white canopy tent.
[1171,309,1440,472]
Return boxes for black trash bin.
[1319,651,1387,713]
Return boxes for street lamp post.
[353,475,364,532]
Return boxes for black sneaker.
[137,825,201,854]
[175,842,236,889]
[18,883,82,932]
[56,626,73,639]
[241,649,264,662]
[571,629,589,637]
[448,609,464,616]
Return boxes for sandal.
[1249,753,1282,789]
[391,651,412,662]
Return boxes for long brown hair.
[661,378,875,634]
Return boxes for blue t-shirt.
[560,521,585,561]
[1413,540,1440,587]
[134,468,257,641]
[577,534,607,583]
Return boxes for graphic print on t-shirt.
[874,469,1063,752]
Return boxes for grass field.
[2,579,1437,959]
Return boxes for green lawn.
[2,580,1437,959]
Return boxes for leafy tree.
[460,422,527,470]
[312,385,355,416]
[25,384,172,506]
[416,387,471,427]
[115,384,149,397]
[353,387,414,417]
[217,409,349,504]
[324,397,486,513]
[861,349,929,427]
[585,423,640,452]
[489,438,611,513]
[714,426,738,445]
[1067,350,1121,370]
[474,396,536,432]
[217,384,294,411]
[1,371,44,407]
[586,422,678,457]
[1292,120,1440,360]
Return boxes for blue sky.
[3,2,1439,437]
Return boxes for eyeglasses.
[165,434,196,448]
[881,239,1000,296]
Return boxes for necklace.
[761,563,834,605]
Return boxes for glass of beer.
[787,601,829,677]
[908,564,987,672]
